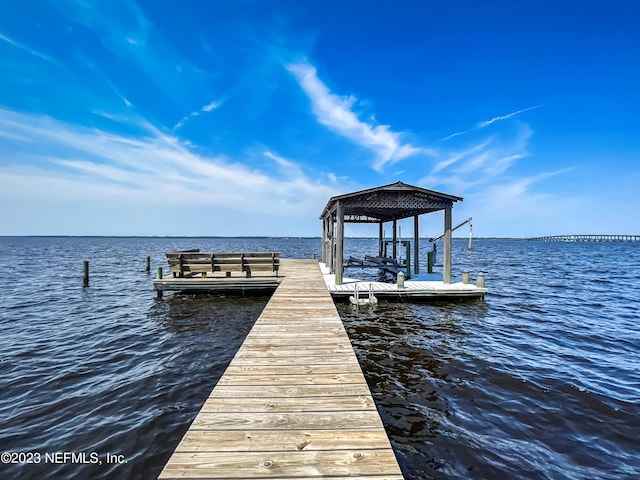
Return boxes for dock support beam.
[443,206,452,284]
[326,215,334,273]
[392,219,397,259]
[335,201,344,285]
[413,215,419,275]
[378,222,384,257]
[321,215,328,264]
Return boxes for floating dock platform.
[153,258,486,300]
[321,263,487,299]
[159,259,404,479]
[153,274,281,293]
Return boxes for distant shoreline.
[1,235,531,240]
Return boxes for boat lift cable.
[428,217,473,250]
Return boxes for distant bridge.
[529,234,640,242]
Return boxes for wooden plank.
[190,410,385,430]
[215,372,368,386]
[221,363,363,375]
[160,451,402,479]
[174,429,391,451]
[198,395,376,413]
[208,384,374,398]
[159,259,403,479]
[228,355,363,366]
[164,251,280,279]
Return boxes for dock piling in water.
[156,267,163,298]
[83,260,89,288]
[427,251,435,273]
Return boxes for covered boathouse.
[319,181,463,285]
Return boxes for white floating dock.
[320,263,487,299]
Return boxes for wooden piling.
[83,260,89,288]
[335,201,344,285]
[157,266,163,280]
[427,251,434,274]
[413,215,420,275]
[443,207,452,284]
[156,267,163,298]
[146,256,151,272]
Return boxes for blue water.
[0,237,638,479]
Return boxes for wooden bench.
[166,251,280,278]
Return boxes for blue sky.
[0,0,638,237]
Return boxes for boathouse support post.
[392,219,398,259]
[328,215,332,265]
[321,215,327,264]
[327,214,334,273]
[443,206,452,284]
[378,222,384,257]
[335,201,344,285]
[321,215,325,263]
[413,215,420,275]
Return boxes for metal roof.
[319,181,462,223]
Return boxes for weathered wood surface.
[166,251,280,278]
[159,258,403,480]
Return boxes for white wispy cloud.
[440,130,467,142]
[432,138,494,173]
[0,31,59,65]
[202,100,222,112]
[0,108,338,234]
[477,105,542,129]
[263,150,303,178]
[439,105,542,142]
[174,99,224,129]
[286,62,434,172]
[420,122,535,200]
[423,104,537,194]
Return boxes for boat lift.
[427,217,473,272]
[345,238,413,278]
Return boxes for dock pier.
[159,258,404,479]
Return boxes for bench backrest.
[166,252,280,276]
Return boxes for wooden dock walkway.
[159,259,404,479]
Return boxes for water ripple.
[2,237,640,479]
[339,239,640,480]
